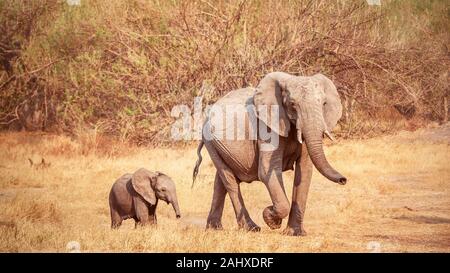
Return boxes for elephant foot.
[263,206,282,229]
[238,219,261,232]
[111,223,121,229]
[283,226,307,236]
[206,220,223,230]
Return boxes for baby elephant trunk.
[171,197,181,219]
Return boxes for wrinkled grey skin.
[193,72,346,236]
[109,168,181,229]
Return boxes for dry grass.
[0,127,449,252]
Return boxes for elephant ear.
[131,168,157,205]
[312,73,343,132]
[253,72,293,137]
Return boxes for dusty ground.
[0,124,449,252]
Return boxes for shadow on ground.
[393,215,450,224]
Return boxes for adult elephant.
[192,72,347,236]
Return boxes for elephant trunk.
[302,124,346,185]
[171,197,181,218]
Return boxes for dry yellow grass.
[0,126,449,252]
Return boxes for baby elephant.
[109,168,181,229]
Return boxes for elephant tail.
[192,140,204,188]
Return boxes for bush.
[0,0,448,144]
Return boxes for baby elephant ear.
[131,168,157,205]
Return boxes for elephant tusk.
[324,130,335,142]
[296,120,303,144]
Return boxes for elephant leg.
[134,198,150,227]
[284,143,313,236]
[110,208,122,229]
[258,141,290,229]
[206,172,226,230]
[148,204,157,225]
[205,141,260,232]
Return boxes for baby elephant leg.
[148,204,157,225]
[134,198,150,227]
[110,208,122,229]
